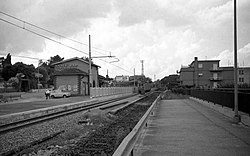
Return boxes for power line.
[0,11,110,55]
[98,59,133,74]
[0,12,131,74]
[0,53,47,61]
[0,17,89,55]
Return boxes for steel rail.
[0,94,136,135]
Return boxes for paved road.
[134,98,250,156]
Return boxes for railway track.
[58,92,161,155]
[0,94,136,135]
[0,92,160,156]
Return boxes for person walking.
[45,89,50,100]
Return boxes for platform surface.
[134,99,250,156]
[0,95,91,116]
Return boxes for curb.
[113,93,163,156]
[0,94,134,124]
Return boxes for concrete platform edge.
[190,97,250,126]
[0,93,133,123]
[113,92,164,156]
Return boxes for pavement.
[134,98,250,156]
[0,92,93,116]
[0,91,136,117]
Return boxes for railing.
[174,88,250,115]
[209,77,223,81]
[209,67,222,71]
[90,87,134,98]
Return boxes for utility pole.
[134,68,136,88]
[89,35,92,95]
[140,60,144,76]
[37,62,39,90]
[233,0,239,122]
[88,35,116,93]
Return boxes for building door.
[213,82,217,88]
[81,82,86,95]
[213,73,218,79]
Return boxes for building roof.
[54,68,88,76]
[190,59,220,66]
[52,57,100,68]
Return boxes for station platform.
[0,92,135,125]
[0,93,92,116]
[134,98,250,156]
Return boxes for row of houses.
[179,57,250,88]
[51,57,148,95]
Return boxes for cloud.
[213,43,250,67]
[0,0,112,52]
[115,0,194,28]
[1,0,250,80]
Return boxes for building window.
[198,63,203,68]
[239,77,244,83]
[239,70,244,75]
[213,64,218,70]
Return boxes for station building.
[179,57,250,88]
[52,57,100,95]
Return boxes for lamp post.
[233,0,240,122]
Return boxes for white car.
[50,90,71,98]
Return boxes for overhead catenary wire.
[0,17,89,55]
[0,53,47,61]
[0,12,132,74]
[0,11,109,55]
[98,59,133,74]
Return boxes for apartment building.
[179,57,250,88]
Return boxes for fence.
[90,87,134,98]
[174,88,250,115]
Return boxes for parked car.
[50,90,71,98]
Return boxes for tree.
[37,66,49,86]
[13,62,36,79]
[145,77,152,83]
[8,77,19,90]
[2,53,12,67]
[2,64,16,81]
[43,55,64,86]
[11,62,37,89]
[47,55,64,66]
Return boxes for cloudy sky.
[0,0,250,80]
